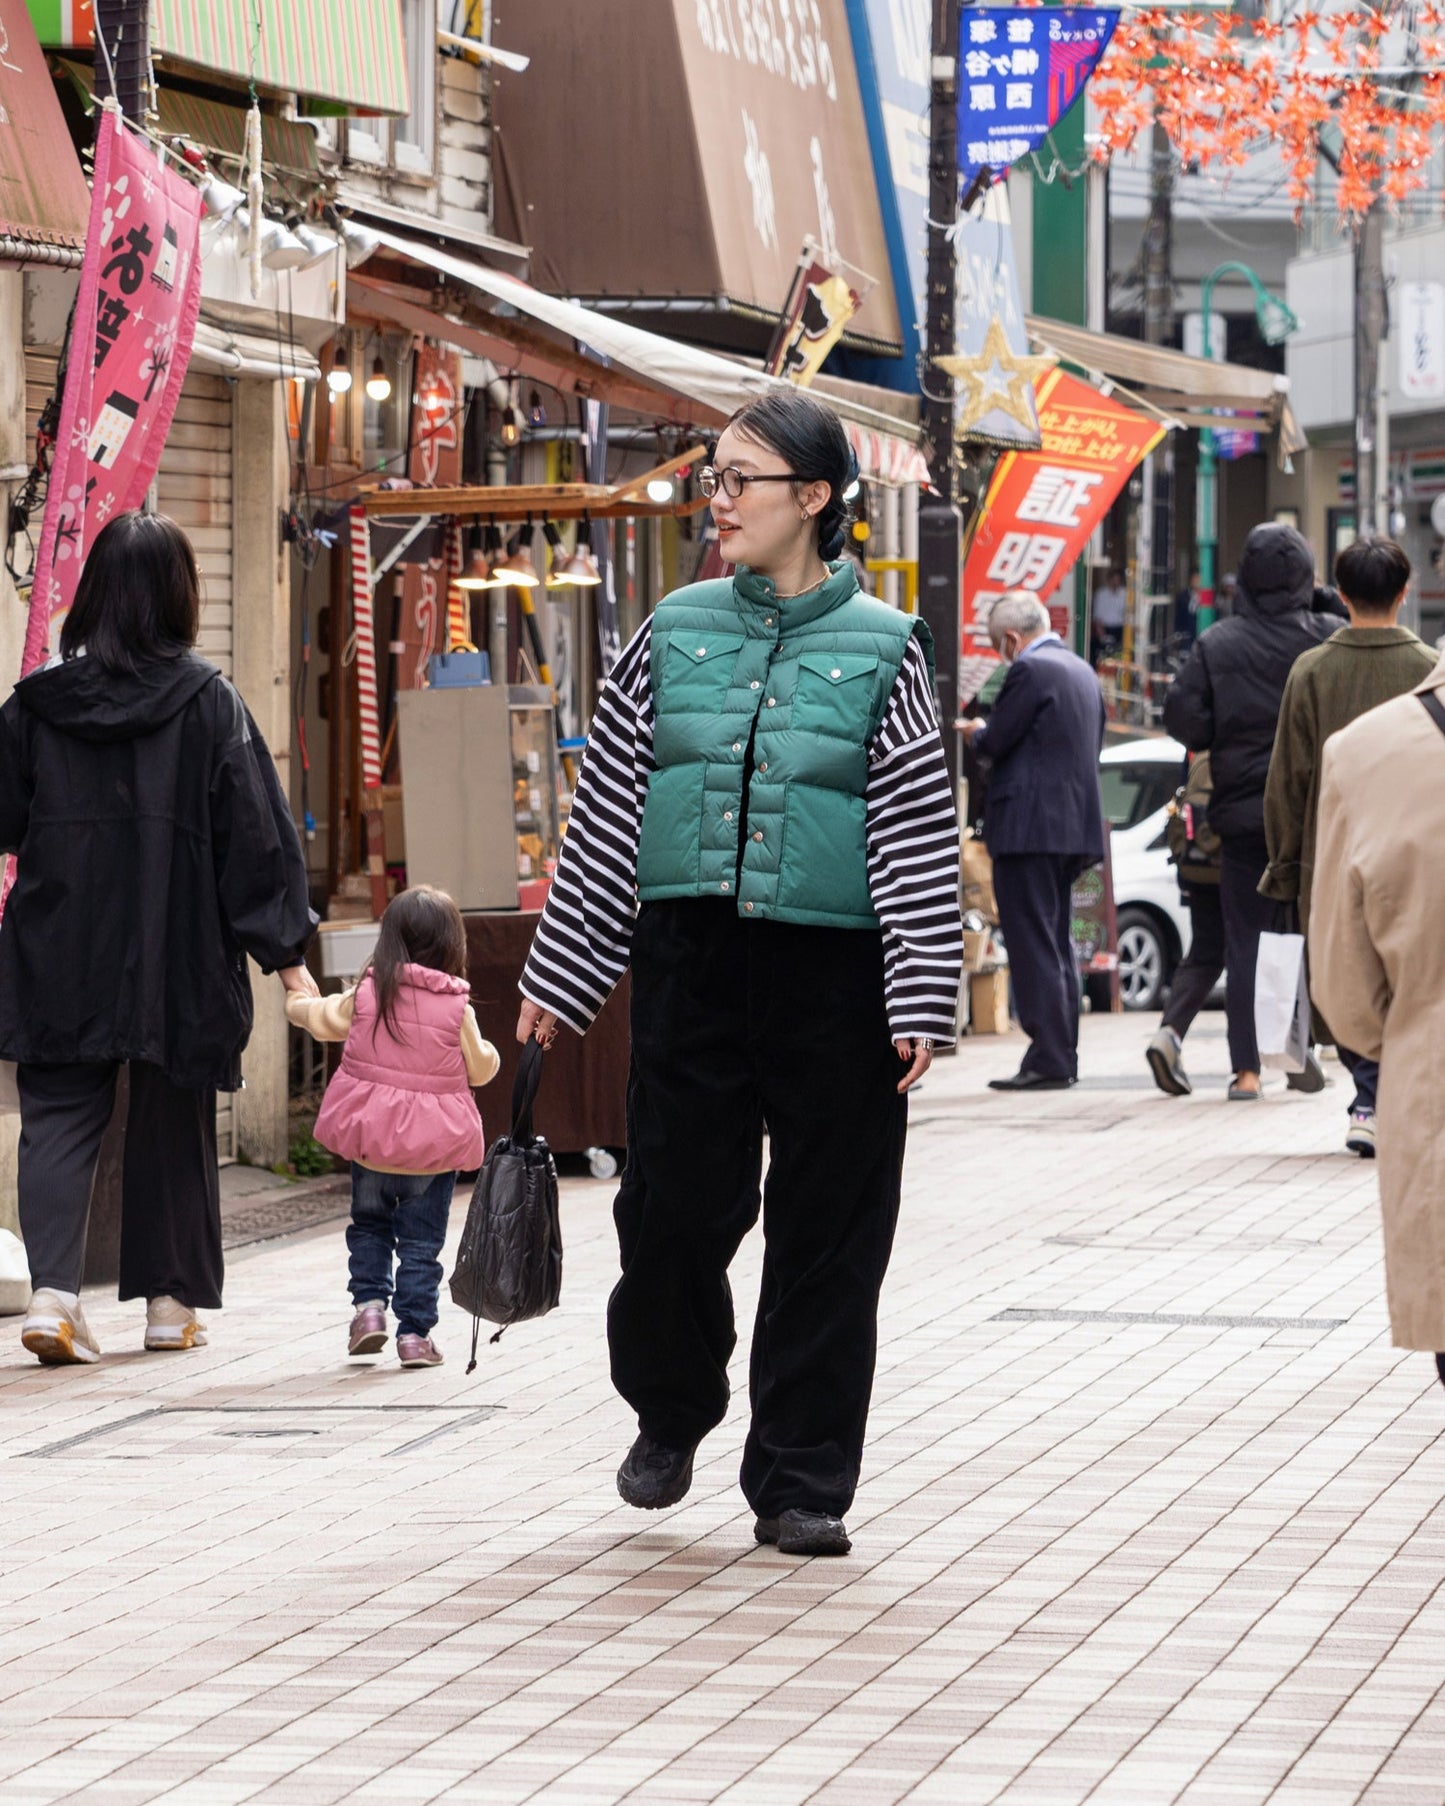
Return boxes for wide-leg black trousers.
[16,1061,223,1308]
[608,900,908,1520]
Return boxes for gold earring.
[801,510,810,521]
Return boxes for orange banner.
[960,368,1164,701]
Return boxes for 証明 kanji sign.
[957,7,1117,193]
[960,369,1164,702]
[22,105,202,674]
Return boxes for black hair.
[1334,534,1411,612]
[363,884,468,1039]
[60,510,201,675]
[726,389,856,560]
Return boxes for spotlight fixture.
[492,527,539,588]
[365,355,392,403]
[558,545,602,586]
[541,521,572,589]
[454,546,494,590]
[326,344,352,395]
[201,175,245,219]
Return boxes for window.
[343,0,435,176]
[1098,760,1181,830]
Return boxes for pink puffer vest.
[315,964,484,1174]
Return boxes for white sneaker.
[21,1289,101,1365]
[144,1295,209,1351]
[1345,1110,1377,1159]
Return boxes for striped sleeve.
[519,622,655,1033]
[866,636,964,1045]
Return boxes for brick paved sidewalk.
[1,1009,1440,1805]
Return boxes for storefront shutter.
[157,372,234,678]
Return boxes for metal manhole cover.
[23,1404,501,1461]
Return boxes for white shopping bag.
[1255,931,1309,1073]
[0,1061,16,1115]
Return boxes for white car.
[1098,734,1196,1011]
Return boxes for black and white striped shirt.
[521,622,963,1043]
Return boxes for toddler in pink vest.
[288,886,498,1367]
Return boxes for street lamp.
[1195,261,1300,631]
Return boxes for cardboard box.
[969,968,1011,1035]
[961,833,997,923]
[397,685,518,910]
[962,927,992,973]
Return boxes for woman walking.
[0,511,316,1363]
[517,390,962,1556]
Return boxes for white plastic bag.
[0,1228,30,1316]
[1255,931,1309,1073]
[0,1060,16,1115]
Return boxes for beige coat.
[1311,652,1445,1349]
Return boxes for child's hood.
[371,962,472,998]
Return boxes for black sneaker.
[1287,1049,1328,1093]
[616,1434,696,1509]
[754,1508,852,1556]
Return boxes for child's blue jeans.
[347,1164,456,1337]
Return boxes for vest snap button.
[745,902,754,912]
[750,680,760,690]
[696,647,707,657]
[724,810,733,821]
[766,697,776,707]
[720,881,730,892]
[764,616,773,626]
[759,761,768,772]
[830,667,842,678]
[732,742,742,752]
[752,831,763,843]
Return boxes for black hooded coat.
[0,652,315,1089]
[1162,524,1338,841]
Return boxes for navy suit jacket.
[976,640,1106,861]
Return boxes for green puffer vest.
[635,562,932,928]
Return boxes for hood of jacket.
[1235,523,1317,619]
[14,651,220,744]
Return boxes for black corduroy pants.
[16,1061,223,1307]
[608,900,908,1521]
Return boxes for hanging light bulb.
[327,343,352,395]
[645,477,675,504]
[365,355,392,403]
[528,389,547,428]
[499,405,521,448]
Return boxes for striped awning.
[152,0,409,116]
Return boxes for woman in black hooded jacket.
[0,511,317,1364]
[1163,523,1335,1098]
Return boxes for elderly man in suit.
[960,593,1107,1091]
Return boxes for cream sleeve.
[284,988,357,1041]
[461,1006,501,1086]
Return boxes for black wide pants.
[992,853,1081,1080]
[16,1061,223,1307]
[608,900,908,1520]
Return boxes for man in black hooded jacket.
[1163,524,1336,1098]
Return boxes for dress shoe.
[987,1071,1073,1092]
[754,1509,852,1556]
[617,1433,696,1509]
[1286,1048,1327,1093]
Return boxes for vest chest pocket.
[660,628,746,709]
[791,651,881,739]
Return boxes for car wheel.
[1116,908,1169,1012]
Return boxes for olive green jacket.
[1261,625,1437,932]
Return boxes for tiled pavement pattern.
[2,1010,1442,1806]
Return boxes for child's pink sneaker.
[397,1333,443,1368]
[348,1302,388,1356]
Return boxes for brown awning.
[0,2,89,263]
[490,0,902,357]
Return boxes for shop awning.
[55,59,321,176]
[351,228,930,488]
[0,1,89,262]
[151,0,409,116]
[1025,315,1307,459]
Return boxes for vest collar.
[733,559,859,629]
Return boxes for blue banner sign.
[956,8,1118,193]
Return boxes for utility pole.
[1140,118,1173,606]
[94,0,149,125]
[920,0,960,793]
[1354,197,1387,535]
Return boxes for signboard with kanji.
[956,7,1117,193]
[959,368,1165,702]
[22,106,202,674]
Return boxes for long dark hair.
[363,885,468,1038]
[60,511,201,674]
[727,389,856,559]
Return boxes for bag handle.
[1421,690,1445,738]
[510,1036,545,1144]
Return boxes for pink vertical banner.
[22,104,203,676]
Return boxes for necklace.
[773,568,830,601]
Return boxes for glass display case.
[508,685,561,886]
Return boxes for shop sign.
[1398,281,1445,403]
[396,345,464,695]
[764,238,872,383]
[23,106,202,674]
[956,7,1117,193]
[852,0,929,339]
[959,368,1163,702]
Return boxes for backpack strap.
[1421,689,1445,738]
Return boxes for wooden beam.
[359,488,709,523]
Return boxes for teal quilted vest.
[635,562,932,928]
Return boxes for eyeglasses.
[698,464,801,500]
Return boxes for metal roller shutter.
[157,372,234,677]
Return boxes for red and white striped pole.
[348,504,388,918]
